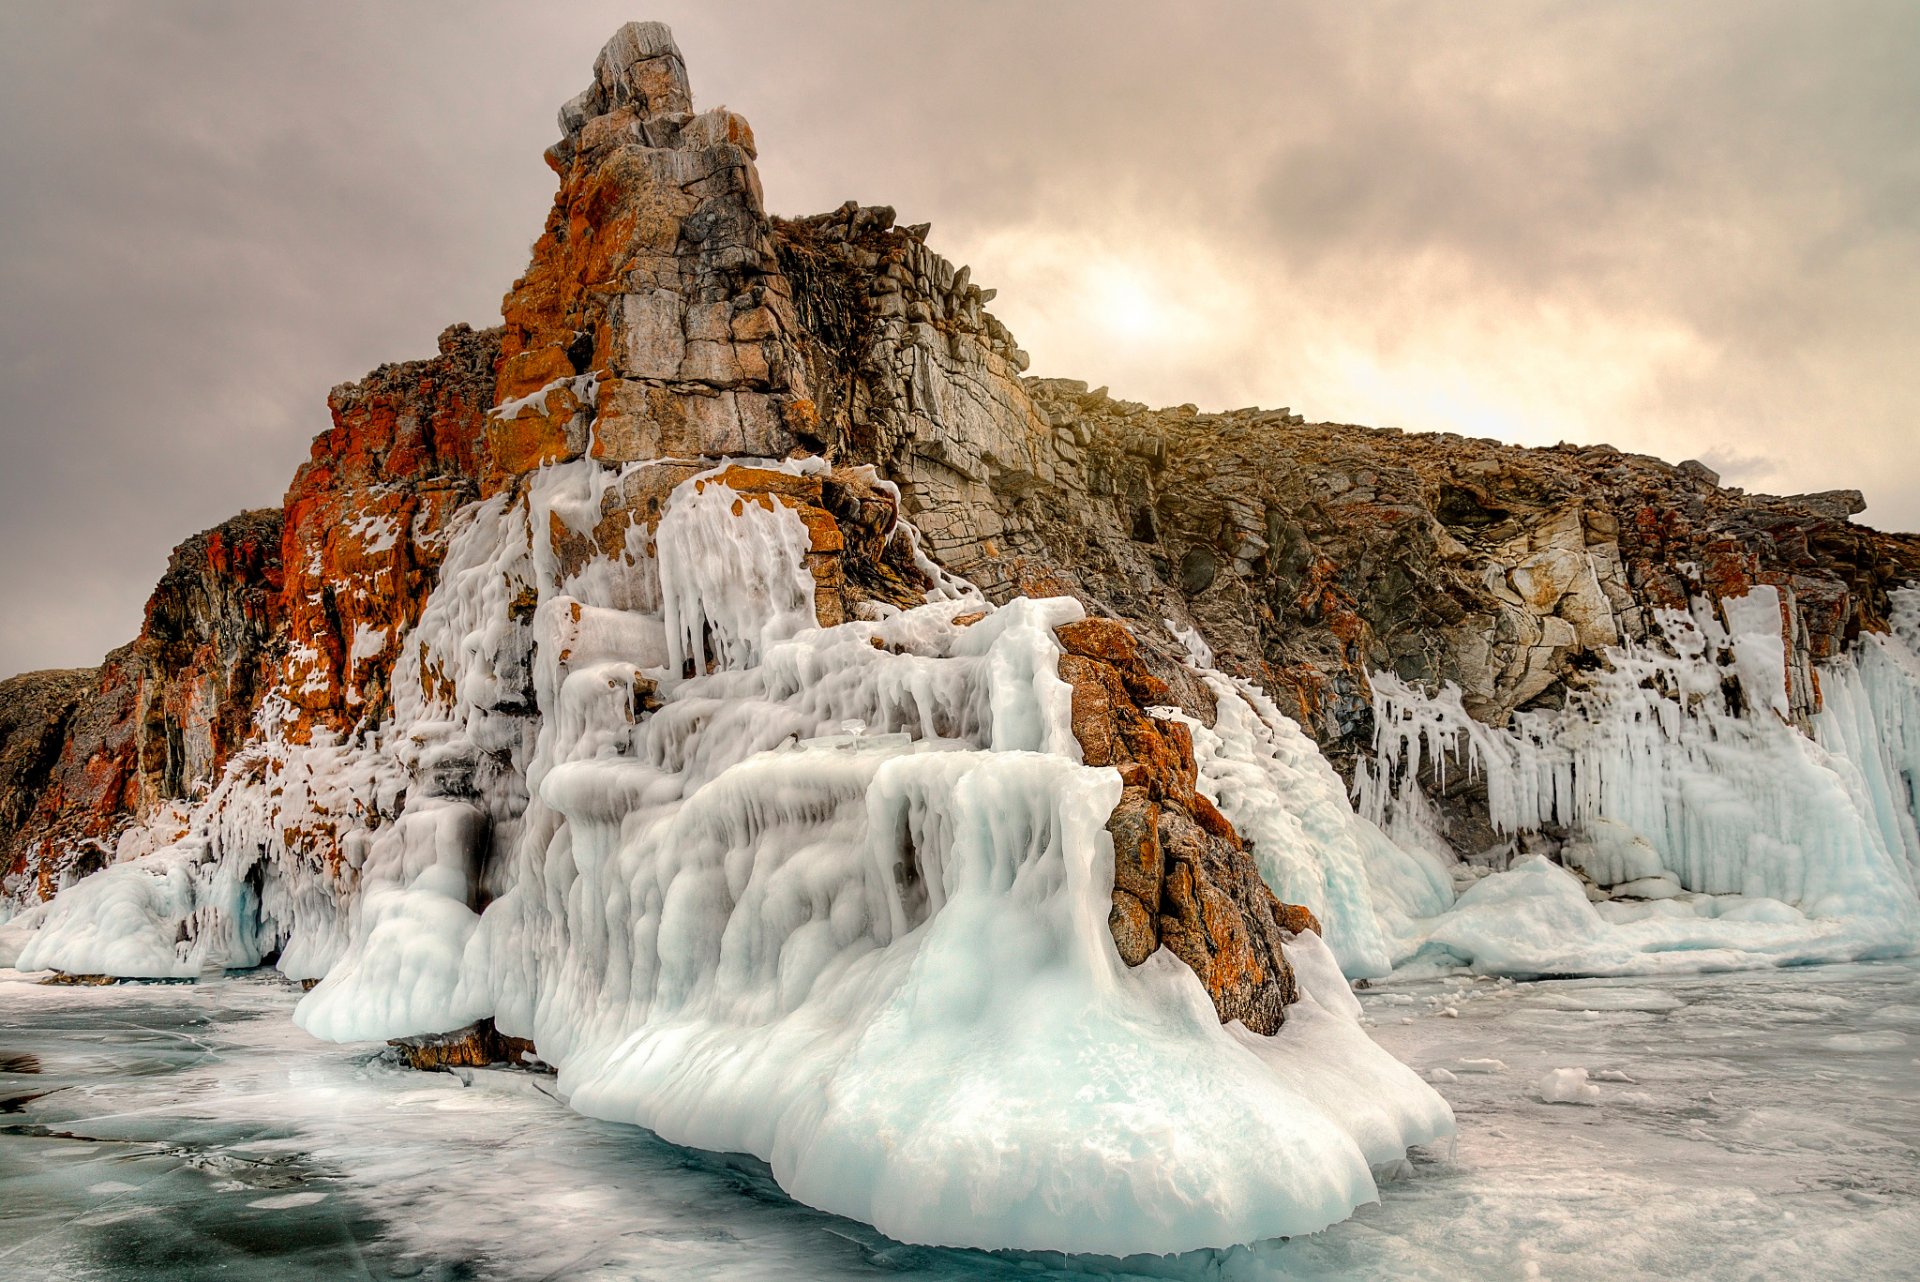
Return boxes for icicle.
[1363,587,1920,974]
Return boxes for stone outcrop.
[279,322,500,734]
[996,387,1920,749]
[389,1018,539,1071]
[487,21,813,487]
[1,329,499,899]
[0,668,98,895]
[3,510,284,897]
[4,20,1916,1026]
[1054,617,1313,1033]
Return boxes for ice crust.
[12,447,1920,1251]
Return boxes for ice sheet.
[6,963,1915,1280]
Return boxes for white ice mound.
[551,752,1449,1253]
[1533,1066,1601,1106]
[294,797,490,1042]
[15,837,271,978]
[266,459,1453,1253]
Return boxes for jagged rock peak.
[579,20,688,121]
[549,21,725,171]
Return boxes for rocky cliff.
[3,510,284,897]
[3,19,1915,1015]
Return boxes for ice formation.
[10,13,1920,1260]
[1532,1066,1602,1106]
[1358,587,1920,974]
[1158,646,1453,979]
[13,458,1453,1253]
[11,421,1920,1250]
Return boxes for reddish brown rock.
[3,509,284,899]
[389,1018,539,1071]
[0,668,97,893]
[276,323,500,737]
[1054,617,1315,1034]
[484,22,814,496]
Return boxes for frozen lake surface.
[2,960,1917,1281]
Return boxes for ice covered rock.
[11,15,1920,943]
[1,512,284,905]
[15,838,269,978]
[273,457,1453,1252]
[1365,585,1920,974]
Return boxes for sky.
[2,1,1916,677]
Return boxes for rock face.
[279,322,500,736]
[994,389,1920,748]
[1,326,503,898]
[3,20,1915,1024]
[1054,617,1308,1033]
[0,668,98,895]
[488,21,812,484]
[3,511,284,896]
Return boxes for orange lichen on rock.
[482,25,814,496]
[275,324,500,741]
[1053,617,1315,1034]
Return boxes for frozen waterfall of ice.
[1357,585,1920,975]
[1154,643,1453,980]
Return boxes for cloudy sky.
[3,1,1916,676]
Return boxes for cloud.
[1,1,1916,676]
